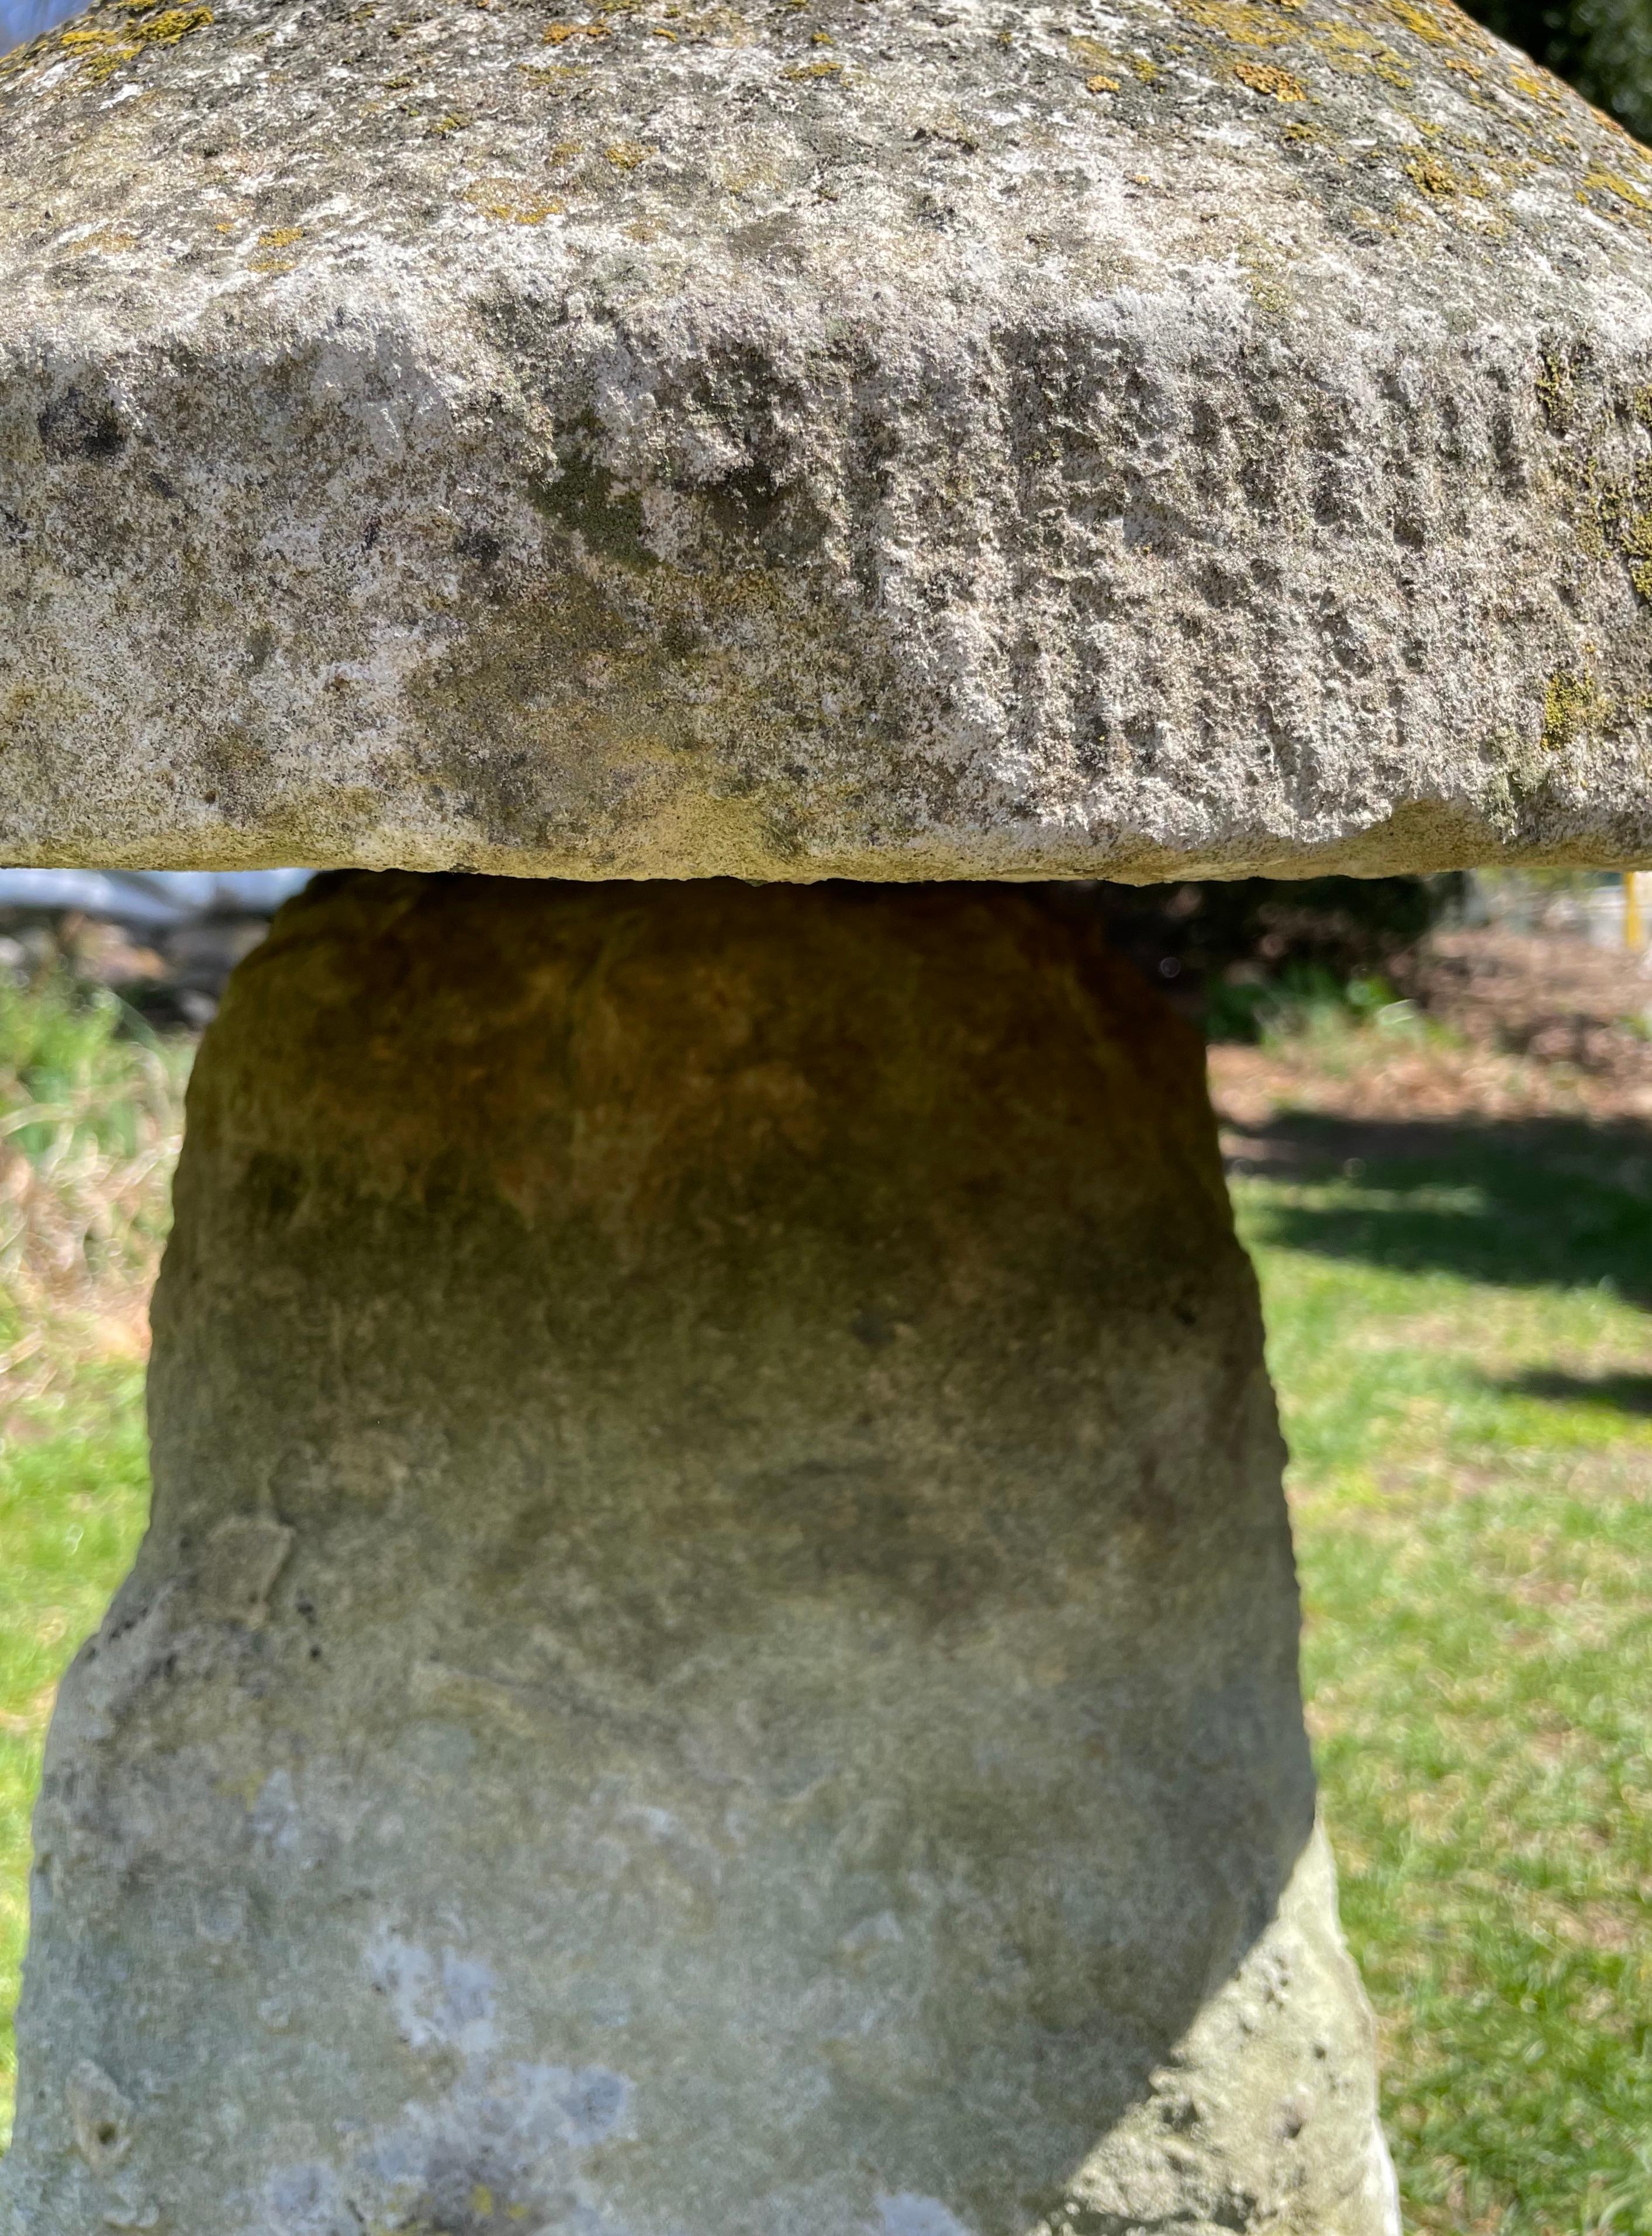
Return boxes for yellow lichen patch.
[1583,167,1652,214]
[113,1,205,30]
[1314,18,1379,53]
[544,19,609,40]
[1542,667,1615,751]
[652,3,752,42]
[1585,448,1652,593]
[1072,33,1124,84]
[1383,0,1456,45]
[1131,53,1160,80]
[518,60,587,82]
[603,140,654,165]
[1620,509,1652,563]
[464,181,562,223]
[1238,237,1290,312]
[246,226,302,272]
[1443,53,1482,78]
[1177,1,1290,51]
[1508,65,1561,104]
[1404,149,1476,198]
[59,2,212,83]
[782,57,839,77]
[1537,348,1576,430]
[431,112,469,134]
[1575,492,1612,564]
[1235,59,1304,100]
[65,225,140,254]
[1305,16,1413,89]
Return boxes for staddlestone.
[1,876,1396,2236]
[2,0,1652,879]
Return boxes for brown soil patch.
[1211,925,1652,1165]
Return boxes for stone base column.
[2,876,1396,2236]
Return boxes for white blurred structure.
[1467,869,1652,956]
[0,869,310,927]
[0,0,80,54]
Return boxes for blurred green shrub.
[1092,875,1467,1037]
[1461,0,1652,143]
[1203,965,1406,1046]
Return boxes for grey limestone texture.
[2,875,1397,2236]
[4,0,1652,880]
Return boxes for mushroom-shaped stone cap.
[3,0,1652,878]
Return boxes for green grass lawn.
[0,996,1648,2232]
[1235,1119,1652,2236]
[0,968,186,2160]
[0,1364,151,2140]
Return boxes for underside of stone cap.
[4,0,1652,879]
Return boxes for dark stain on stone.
[37,388,125,461]
[531,419,655,571]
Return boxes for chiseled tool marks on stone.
[1,0,1651,874]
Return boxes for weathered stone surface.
[2,0,1652,878]
[2,876,1395,2236]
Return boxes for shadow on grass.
[1500,1368,1652,1416]
[1224,1112,1652,1307]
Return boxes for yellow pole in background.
[1627,871,1646,955]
